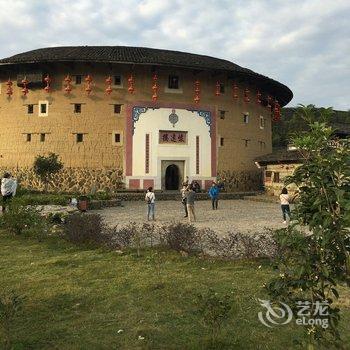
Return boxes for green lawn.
[0,233,349,349]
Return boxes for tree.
[267,105,350,348]
[33,153,63,191]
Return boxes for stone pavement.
[95,199,288,236]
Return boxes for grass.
[0,233,349,349]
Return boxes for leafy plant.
[0,290,23,350]
[266,105,350,348]
[33,153,63,190]
[0,204,50,238]
[196,288,233,348]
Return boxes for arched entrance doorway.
[165,164,180,190]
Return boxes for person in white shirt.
[145,187,155,221]
[1,172,17,212]
[280,187,291,224]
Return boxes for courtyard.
[97,198,285,236]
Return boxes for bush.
[64,213,110,246]
[0,204,50,238]
[160,222,201,253]
[196,288,233,347]
[202,229,278,259]
[33,153,63,190]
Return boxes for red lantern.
[232,82,238,100]
[152,73,158,101]
[44,74,51,93]
[215,81,220,96]
[267,95,272,108]
[256,91,262,104]
[273,100,281,121]
[194,80,200,104]
[244,88,250,103]
[64,75,72,94]
[128,74,135,94]
[85,75,93,95]
[21,77,29,96]
[105,76,112,95]
[5,79,13,97]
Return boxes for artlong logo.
[258,299,293,328]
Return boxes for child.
[1,172,17,212]
[280,187,291,224]
[145,187,155,221]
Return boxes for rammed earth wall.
[0,167,124,194]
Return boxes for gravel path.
[95,199,288,236]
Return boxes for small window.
[76,133,84,143]
[219,83,225,94]
[265,171,272,182]
[74,104,82,113]
[243,139,250,147]
[220,137,224,146]
[27,104,34,114]
[114,75,122,86]
[273,172,280,183]
[75,75,82,85]
[114,133,121,143]
[114,104,122,114]
[260,116,265,129]
[219,110,226,119]
[243,113,249,124]
[26,133,31,142]
[40,133,46,142]
[259,141,266,149]
[40,103,47,114]
[168,75,179,89]
[39,101,48,116]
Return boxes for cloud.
[0,0,349,109]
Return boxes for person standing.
[180,183,188,218]
[186,185,196,223]
[1,172,17,212]
[145,187,156,221]
[208,182,220,210]
[280,187,291,224]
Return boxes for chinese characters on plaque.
[159,131,187,144]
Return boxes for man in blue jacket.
[208,182,220,210]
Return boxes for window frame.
[76,133,84,143]
[38,101,49,117]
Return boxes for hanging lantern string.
[152,73,158,101]
[21,77,29,96]
[105,76,112,95]
[194,79,200,104]
[85,75,93,95]
[6,78,13,97]
[64,75,72,94]
[44,74,51,93]
[128,74,135,94]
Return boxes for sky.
[0,0,349,109]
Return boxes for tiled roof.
[0,46,293,106]
[254,149,303,165]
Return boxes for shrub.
[64,213,110,246]
[33,153,63,190]
[160,222,201,253]
[201,229,277,259]
[196,288,233,347]
[266,105,350,348]
[0,204,50,238]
